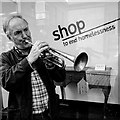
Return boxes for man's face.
[8,17,32,49]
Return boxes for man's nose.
[22,31,28,38]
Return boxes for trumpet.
[24,40,88,71]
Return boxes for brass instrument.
[25,40,88,71]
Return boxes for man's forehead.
[9,17,28,30]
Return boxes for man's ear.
[6,32,12,41]
[7,34,11,40]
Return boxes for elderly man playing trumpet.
[0,14,66,120]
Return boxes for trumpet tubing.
[24,40,88,71]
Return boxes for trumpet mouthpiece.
[25,40,33,45]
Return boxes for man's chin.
[17,44,32,51]
[26,43,32,47]
[24,44,32,50]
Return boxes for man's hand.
[27,41,49,64]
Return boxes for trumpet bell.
[74,52,88,71]
[49,48,88,71]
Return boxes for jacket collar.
[12,47,28,61]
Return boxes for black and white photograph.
[0,0,120,120]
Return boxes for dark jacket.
[0,47,66,120]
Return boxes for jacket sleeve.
[47,65,66,83]
[33,57,66,83]
[0,53,33,92]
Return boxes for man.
[0,14,66,120]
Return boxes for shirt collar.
[14,46,29,57]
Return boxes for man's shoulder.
[0,48,15,58]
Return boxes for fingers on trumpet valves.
[39,42,49,49]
